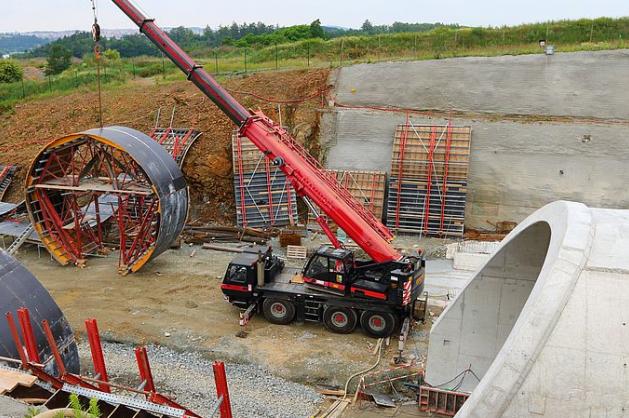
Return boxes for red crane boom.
[110,0,401,262]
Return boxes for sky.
[2,0,628,33]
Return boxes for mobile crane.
[110,0,425,338]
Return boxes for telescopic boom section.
[111,0,401,263]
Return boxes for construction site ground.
[1,67,467,416]
[13,238,445,417]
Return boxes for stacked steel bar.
[0,164,17,201]
[308,170,387,230]
[386,121,471,236]
[232,132,297,228]
[148,127,202,167]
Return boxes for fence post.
[244,48,247,74]
[161,54,166,79]
[213,361,233,418]
[75,69,79,87]
[21,78,25,99]
[339,39,344,67]
[414,34,418,58]
[132,58,136,79]
[275,43,278,70]
[307,42,310,67]
[214,50,219,74]
[48,74,52,93]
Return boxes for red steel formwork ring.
[25,126,188,274]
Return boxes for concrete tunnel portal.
[426,200,629,417]
[427,221,552,392]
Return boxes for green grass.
[1,16,627,113]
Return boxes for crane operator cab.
[302,247,353,295]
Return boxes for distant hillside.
[0,34,51,55]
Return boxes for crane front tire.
[262,298,296,325]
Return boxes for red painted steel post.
[85,319,110,392]
[212,361,233,418]
[41,320,67,376]
[134,346,156,393]
[17,308,40,363]
[5,312,28,366]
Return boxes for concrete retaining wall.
[321,50,629,229]
[322,109,629,228]
[334,50,629,120]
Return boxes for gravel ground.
[79,342,322,418]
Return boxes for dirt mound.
[0,68,330,224]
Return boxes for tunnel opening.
[426,221,552,392]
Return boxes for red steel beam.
[213,361,233,418]
[17,308,40,363]
[85,319,110,392]
[5,312,28,367]
[134,346,156,393]
[41,319,67,376]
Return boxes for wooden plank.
[287,245,307,260]
[0,369,37,395]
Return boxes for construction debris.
[183,223,275,244]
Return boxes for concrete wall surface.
[323,50,629,229]
[425,201,629,418]
[322,109,629,228]
[334,50,629,120]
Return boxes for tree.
[103,48,121,62]
[46,44,71,75]
[310,19,325,39]
[0,60,23,83]
[361,20,375,34]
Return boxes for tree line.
[26,19,455,59]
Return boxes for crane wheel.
[361,311,396,338]
[323,306,357,334]
[262,298,296,325]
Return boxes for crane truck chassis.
[110,0,427,340]
[221,245,425,338]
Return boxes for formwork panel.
[0,164,17,201]
[148,127,202,167]
[308,170,387,232]
[232,133,297,228]
[387,122,471,236]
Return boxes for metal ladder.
[303,299,323,322]
[6,224,34,255]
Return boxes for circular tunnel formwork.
[25,126,188,274]
[0,249,79,373]
[426,200,629,417]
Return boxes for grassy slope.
[2,17,627,113]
